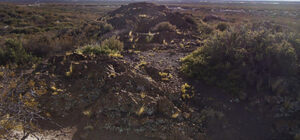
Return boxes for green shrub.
[81,36,123,55]
[181,26,299,94]
[184,15,197,25]
[152,22,177,32]
[287,33,300,61]
[0,39,38,66]
[100,23,114,34]
[102,23,114,33]
[216,22,229,31]
[30,15,45,24]
[198,22,213,36]
[23,34,54,57]
[81,44,111,55]
[101,36,124,51]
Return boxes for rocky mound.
[105,2,196,32]
[99,2,198,47]
[4,53,204,139]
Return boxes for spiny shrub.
[0,39,38,66]
[152,22,177,32]
[181,25,299,95]
[81,36,123,55]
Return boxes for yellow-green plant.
[181,83,194,99]
[159,72,173,81]
[80,36,123,56]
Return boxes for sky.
[93,0,300,1]
[4,0,300,3]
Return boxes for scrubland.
[0,2,299,140]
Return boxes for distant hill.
[1,0,300,3]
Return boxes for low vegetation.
[152,22,177,32]
[0,2,299,139]
[216,22,229,31]
[0,39,39,66]
[0,4,114,58]
[197,22,213,39]
[181,24,300,95]
[80,36,124,56]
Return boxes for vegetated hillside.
[0,3,115,57]
[0,2,299,140]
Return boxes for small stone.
[137,85,145,91]
[183,112,190,119]
[239,91,247,100]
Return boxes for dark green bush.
[184,15,197,25]
[198,23,213,35]
[216,22,229,31]
[0,39,38,65]
[181,26,299,94]
[102,23,114,33]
